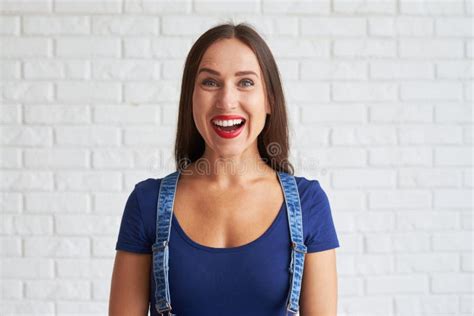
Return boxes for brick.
[56,258,113,278]
[368,17,433,37]
[24,60,89,79]
[124,81,180,102]
[25,191,89,213]
[400,0,464,14]
[436,61,473,79]
[332,126,397,145]
[0,301,54,314]
[356,211,395,232]
[397,211,459,230]
[436,18,473,37]
[92,148,135,168]
[151,38,193,58]
[334,39,396,57]
[123,38,152,58]
[0,280,22,299]
[55,215,120,235]
[92,15,158,35]
[161,60,184,79]
[54,171,122,191]
[0,16,20,35]
[0,61,20,79]
[301,17,366,36]
[57,82,121,103]
[399,125,463,144]
[123,126,175,146]
[435,105,473,123]
[393,232,430,252]
[399,168,462,188]
[432,273,473,293]
[56,38,120,57]
[0,82,54,103]
[354,254,394,274]
[369,104,433,123]
[1,171,53,191]
[433,232,473,251]
[162,16,223,36]
[333,169,396,188]
[1,258,54,278]
[0,37,51,58]
[0,237,22,256]
[434,189,473,209]
[0,0,51,13]
[24,237,90,257]
[262,0,330,14]
[54,126,120,146]
[301,61,367,80]
[194,0,259,13]
[265,38,330,58]
[370,61,434,79]
[299,148,366,170]
[124,0,192,13]
[369,147,432,166]
[54,0,121,13]
[24,148,88,169]
[92,60,159,80]
[56,302,108,314]
[399,39,464,58]
[92,237,116,257]
[395,295,459,314]
[285,82,330,102]
[23,16,89,35]
[334,0,396,14]
[25,280,90,299]
[400,82,463,101]
[0,104,21,124]
[396,253,459,272]
[333,82,397,101]
[0,147,21,168]
[24,104,90,124]
[435,147,473,166]
[369,190,431,209]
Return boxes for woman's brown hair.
[174,21,294,175]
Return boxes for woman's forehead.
[199,39,260,71]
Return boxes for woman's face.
[192,38,270,159]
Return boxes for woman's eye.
[202,79,217,87]
[240,79,254,87]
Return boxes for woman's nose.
[215,84,238,109]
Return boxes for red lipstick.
[210,115,246,139]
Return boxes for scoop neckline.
[172,200,286,253]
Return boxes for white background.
[0,0,473,315]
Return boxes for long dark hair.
[174,22,294,175]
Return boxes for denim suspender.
[152,170,307,315]
[277,171,308,314]
[152,170,179,316]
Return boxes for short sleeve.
[115,187,152,254]
[304,180,340,253]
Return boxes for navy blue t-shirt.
[115,175,340,316]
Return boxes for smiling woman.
[109,22,340,316]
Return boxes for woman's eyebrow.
[198,67,258,77]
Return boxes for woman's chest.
[172,180,284,248]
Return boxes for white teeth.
[212,119,244,127]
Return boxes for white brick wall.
[1,0,472,315]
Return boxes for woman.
[109,22,340,316]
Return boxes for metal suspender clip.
[152,240,169,252]
[291,241,307,254]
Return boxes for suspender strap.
[153,170,180,315]
[277,171,307,315]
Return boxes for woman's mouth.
[211,118,246,139]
